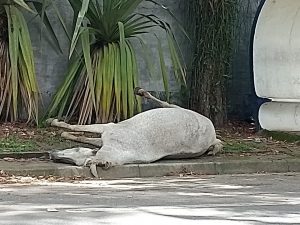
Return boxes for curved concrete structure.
[259,102,300,131]
[253,0,300,131]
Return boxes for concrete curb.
[0,152,49,159]
[1,157,299,179]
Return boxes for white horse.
[48,88,222,177]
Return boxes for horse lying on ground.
[48,88,222,177]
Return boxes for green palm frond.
[10,0,35,12]
[0,4,39,123]
[47,0,186,124]
[0,0,63,124]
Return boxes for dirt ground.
[0,122,83,153]
[218,121,300,157]
[0,121,299,157]
[0,120,299,184]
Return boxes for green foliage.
[224,142,251,153]
[0,129,80,153]
[0,2,39,123]
[0,0,62,124]
[224,140,263,153]
[262,131,300,143]
[47,0,186,124]
[0,136,37,152]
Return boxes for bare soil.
[0,122,82,153]
[0,121,299,184]
[218,121,300,157]
[0,121,299,157]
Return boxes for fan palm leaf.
[47,0,186,124]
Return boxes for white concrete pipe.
[253,0,300,131]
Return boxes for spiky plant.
[0,1,40,123]
[47,0,186,124]
[0,0,60,124]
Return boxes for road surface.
[0,173,299,225]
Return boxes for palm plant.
[0,0,59,124]
[47,0,186,124]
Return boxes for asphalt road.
[0,173,299,225]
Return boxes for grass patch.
[0,128,91,153]
[224,140,264,153]
[263,130,300,143]
[0,136,37,153]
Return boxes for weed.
[224,140,263,153]
[0,136,37,152]
[262,131,300,143]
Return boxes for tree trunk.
[187,0,236,127]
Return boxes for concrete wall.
[28,1,73,108]
[28,0,186,111]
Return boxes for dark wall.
[227,0,262,121]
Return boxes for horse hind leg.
[47,118,110,134]
[61,132,103,147]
